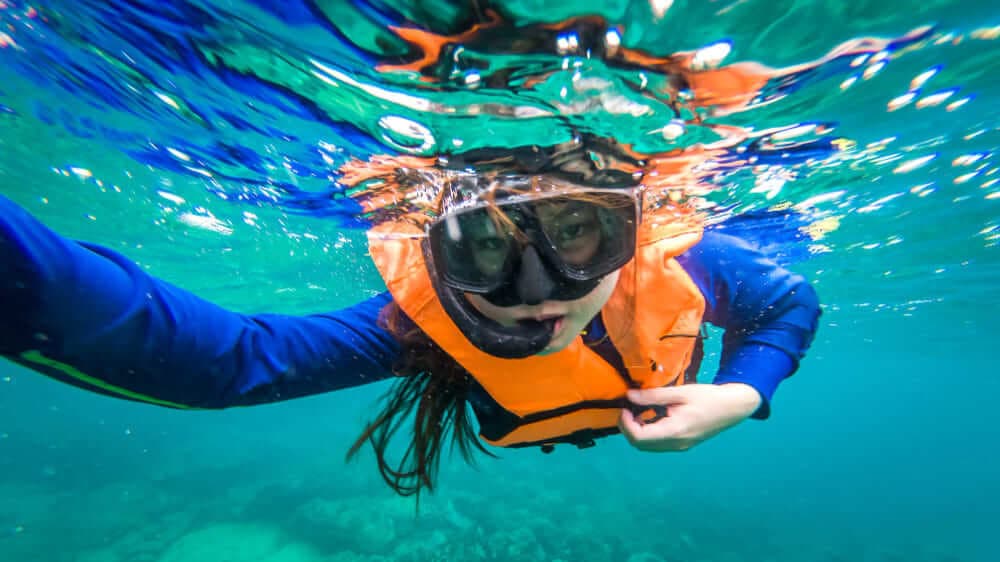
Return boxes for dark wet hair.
[442,133,645,188]
[346,302,493,500]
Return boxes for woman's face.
[439,188,636,355]
[465,269,621,355]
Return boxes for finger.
[620,413,690,452]
[618,408,645,442]
[626,386,687,406]
[619,407,682,442]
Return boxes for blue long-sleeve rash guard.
[0,194,819,419]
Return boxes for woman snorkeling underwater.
[0,134,821,497]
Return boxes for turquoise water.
[1,1,998,561]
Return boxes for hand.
[618,383,762,452]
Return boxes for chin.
[538,323,576,355]
[538,342,565,356]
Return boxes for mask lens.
[430,190,637,293]
[432,208,516,291]
[534,194,636,278]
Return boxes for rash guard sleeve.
[1,194,400,409]
[676,231,821,418]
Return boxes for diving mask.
[428,186,639,306]
[421,175,640,359]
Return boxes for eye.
[558,223,586,241]
[475,237,507,251]
[556,218,599,243]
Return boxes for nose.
[515,245,555,305]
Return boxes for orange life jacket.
[368,215,706,448]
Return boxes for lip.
[532,313,565,322]
[513,313,565,326]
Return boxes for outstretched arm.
[1,194,400,409]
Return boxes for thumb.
[626,386,688,406]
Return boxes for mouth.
[516,314,566,334]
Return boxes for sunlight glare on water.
[0,1,995,311]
